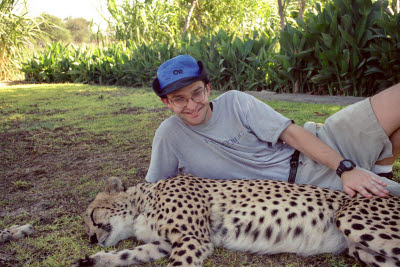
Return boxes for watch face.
[337,160,355,177]
[343,160,354,168]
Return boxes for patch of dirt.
[0,126,154,221]
[0,102,172,264]
[0,256,19,267]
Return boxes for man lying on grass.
[146,55,400,198]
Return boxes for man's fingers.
[344,186,356,198]
[342,170,390,198]
[371,176,387,187]
[366,180,389,197]
[356,185,373,199]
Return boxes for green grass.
[0,84,164,133]
[0,83,398,266]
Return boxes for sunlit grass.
[0,84,166,133]
[0,83,344,133]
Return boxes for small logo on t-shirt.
[204,131,245,148]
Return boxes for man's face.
[161,81,212,126]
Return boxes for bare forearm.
[280,124,389,198]
[280,124,343,171]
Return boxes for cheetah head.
[84,177,137,247]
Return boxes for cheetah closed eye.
[76,174,400,267]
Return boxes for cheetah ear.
[105,177,126,194]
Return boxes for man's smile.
[183,105,203,116]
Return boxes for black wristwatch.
[336,159,356,178]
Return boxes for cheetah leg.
[168,234,214,267]
[347,242,400,267]
[75,240,172,267]
[343,224,400,264]
[335,196,400,264]
[0,224,34,243]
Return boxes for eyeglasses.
[167,88,206,108]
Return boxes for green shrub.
[268,0,400,96]
[366,11,400,92]
[21,30,277,91]
[20,0,400,97]
[182,30,277,91]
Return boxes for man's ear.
[206,83,211,94]
[161,98,170,107]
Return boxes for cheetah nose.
[90,234,98,244]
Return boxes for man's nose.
[185,98,198,110]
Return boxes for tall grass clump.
[106,0,181,46]
[0,0,42,81]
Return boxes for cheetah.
[0,224,34,243]
[76,174,400,267]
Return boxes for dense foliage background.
[2,0,400,96]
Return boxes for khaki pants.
[295,98,400,196]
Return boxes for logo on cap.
[173,70,183,75]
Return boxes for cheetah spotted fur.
[76,174,400,267]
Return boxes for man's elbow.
[280,124,300,144]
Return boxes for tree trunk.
[278,0,285,29]
[299,0,306,20]
[397,0,399,14]
[183,0,198,33]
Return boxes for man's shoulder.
[218,90,247,98]
[214,90,252,104]
[156,115,181,133]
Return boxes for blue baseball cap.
[152,55,208,97]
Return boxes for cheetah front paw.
[74,255,96,267]
[74,252,116,267]
[74,249,158,267]
[0,224,34,243]
[9,224,34,240]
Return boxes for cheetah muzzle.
[76,174,400,267]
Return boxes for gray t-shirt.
[145,90,295,183]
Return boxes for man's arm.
[280,124,389,198]
[145,121,180,183]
